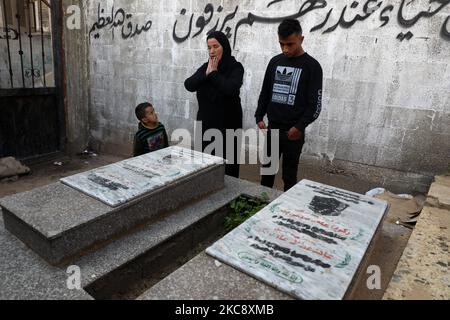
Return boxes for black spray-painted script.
[89,4,152,41]
[0,27,19,40]
[172,0,450,48]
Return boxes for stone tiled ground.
[384,176,450,300]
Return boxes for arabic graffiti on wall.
[0,27,19,40]
[89,4,152,41]
[173,4,239,42]
[442,15,450,38]
[25,68,41,79]
[172,0,450,48]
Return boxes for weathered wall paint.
[76,0,450,177]
[0,34,54,88]
[63,0,90,154]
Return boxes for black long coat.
[184,52,244,133]
[184,32,244,178]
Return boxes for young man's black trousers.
[261,128,305,192]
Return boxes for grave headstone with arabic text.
[60,146,224,207]
[206,180,388,300]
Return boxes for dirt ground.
[0,152,417,300]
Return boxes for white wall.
[83,0,450,175]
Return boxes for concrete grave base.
[0,177,280,300]
[139,180,389,300]
[0,164,224,265]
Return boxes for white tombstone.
[61,146,225,207]
[206,180,389,300]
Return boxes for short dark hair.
[135,102,153,121]
[278,19,302,38]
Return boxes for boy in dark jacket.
[133,102,169,157]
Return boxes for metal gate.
[0,0,65,161]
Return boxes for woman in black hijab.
[185,31,244,178]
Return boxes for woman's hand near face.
[206,57,219,76]
[206,58,213,76]
[211,57,219,71]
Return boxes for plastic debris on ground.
[0,157,31,181]
[366,188,425,229]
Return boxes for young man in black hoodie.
[255,19,323,191]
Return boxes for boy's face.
[141,106,158,126]
[279,33,304,57]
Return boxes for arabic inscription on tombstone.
[206,180,388,300]
[60,146,225,207]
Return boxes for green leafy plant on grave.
[224,192,270,232]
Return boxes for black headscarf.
[207,31,234,72]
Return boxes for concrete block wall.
[78,0,449,176]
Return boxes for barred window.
[0,0,51,34]
[1,0,54,88]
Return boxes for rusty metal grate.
[1,0,54,89]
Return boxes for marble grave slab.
[61,146,225,207]
[0,146,226,265]
[206,180,389,300]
